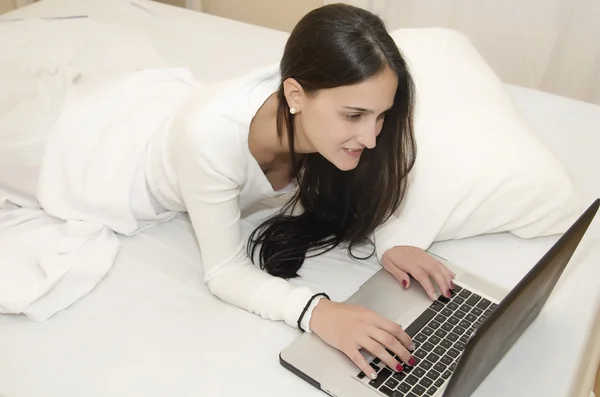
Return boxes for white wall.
[201,0,322,32]
[333,0,600,105]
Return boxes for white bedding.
[1,1,599,397]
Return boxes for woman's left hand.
[381,246,455,300]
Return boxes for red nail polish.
[402,280,408,288]
[408,357,416,366]
[396,363,403,372]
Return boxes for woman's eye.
[345,113,362,121]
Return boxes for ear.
[282,77,306,113]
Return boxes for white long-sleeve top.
[144,65,398,330]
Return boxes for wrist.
[308,296,332,334]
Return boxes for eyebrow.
[343,105,393,113]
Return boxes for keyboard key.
[430,301,444,312]
[412,384,427,395]
[393,371,406,381]
[466,313,478,323]
[415,333,428,343]
[440,339,453,349]
[357,371,366,379]
[447,302,459,311]
[406,375,419,385]
[420,360,433,370]
[458,290,471,299]
[452,284,463,292]
[471,307,483,316]
[484,309,493,317]
[398,383,412,393]
[437,295,451,304]
[446,332,459,342]
[441,323,454,332]
[459,335,469,344]
[441,355,453,365]
[490,303,498,309]
[460,304,472,313]
[369,368,392,388]
[477,298,491,310]
[427,369,441,380]
[433,362,447,372]
[422,342,434,351]
[385,378,399,389]
[421,327,434,336]
[406,393,418,397]
[406,309,438,337]
[379,385,394,396]
[466,294,481,306]
[447,348,460,358]
[426,353,440,363]
[435,314,447,323]
[450,363,457,371]
[434,329,448,338]
[427,386,438,396]
[437,377,448,386]
[419,377,433,388]
[453,326,466,335]
[428,335,441,345]
[454,310,466,319]
[433,346,447,356]
[373,358,381,365]
[447,316,459,325]
[428,320,441,329]
[453,296,465,305]
[459,320,471,329]
[413,367,426,378]
[441,308,453,317]
[454,341,466,351]
[442,370,452,379]
[414,349,428,359]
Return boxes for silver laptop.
[280,198,599,397]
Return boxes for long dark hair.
[247,4,417,278]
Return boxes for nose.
[356,122,378,149]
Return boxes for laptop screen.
[442,199,598,397]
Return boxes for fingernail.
[431,292,437,300]
[409,357,416,366]
[369,372,377,379]
[396,363,403,372]
[402,280,408,288]
[409,344,415,351]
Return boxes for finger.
[430,266,452,298]
[373,315,414,352]
[410,268,437,300]
[369,327,414,367]
[361,337,404,373]
[382,256,411,289]
[431,259,456,296]
[346,346,379,380]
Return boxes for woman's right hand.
[309,298,416,379]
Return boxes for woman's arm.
[171,108,317,329]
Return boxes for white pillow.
[374,28,582,257]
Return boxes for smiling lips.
[343,147,364,157]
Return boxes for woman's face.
[287,66,398,171]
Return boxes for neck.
[249,92,313,165]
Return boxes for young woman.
[0,3,454,380]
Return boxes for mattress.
[1,1,599,397]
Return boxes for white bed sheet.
[1,1,599,397]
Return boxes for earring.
[290,107,297,115]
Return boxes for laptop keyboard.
[355,284,498,396]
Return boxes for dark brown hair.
[248,3,417,278]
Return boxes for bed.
[1,1,599,397]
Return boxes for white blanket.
[0,18,200,320]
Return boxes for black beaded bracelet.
[297,292,330,333]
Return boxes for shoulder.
[170,95,248,183]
